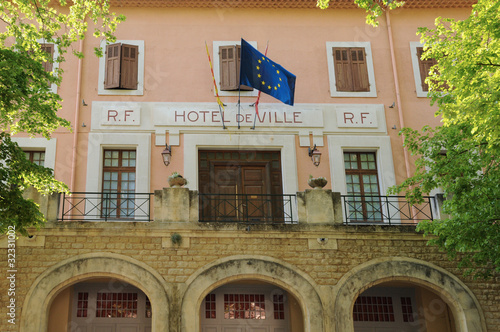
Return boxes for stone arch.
[181,255,324,332]
[334,257,487,332]
[20,252,170,332]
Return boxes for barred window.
[353,296,395,322]
[76,292,89,318]
[205,293,216,319]
[224,294,266,319]
[96,292,138,318]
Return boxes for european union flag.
[239,39,296,106]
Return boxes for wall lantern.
[308,144,321,167]
[161,145,172,166]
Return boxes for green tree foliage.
[0,0,125,236]
[317,0,499,278]
[316,0,404,26]
[0,132,68,235]
[388,0,500,278]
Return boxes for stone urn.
[308,177,327,189]
[168,173,188,188]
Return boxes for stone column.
[23,187,60,223]
[297,189,343,224]
[154,187,199,222]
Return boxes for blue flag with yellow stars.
[240,39,296,106]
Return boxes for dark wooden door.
[212,164,269,221]
[198,151,283,222]
[213,165,239,220]
[241,166,269,221]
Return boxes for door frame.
[199,151,283,222]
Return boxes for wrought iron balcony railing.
[199,193,297,223]
[341,195,436,225]
[59,192,153,222]
[57,191,438,225]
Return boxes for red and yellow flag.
[205,42,224,109]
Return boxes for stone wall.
[0,189,498,331]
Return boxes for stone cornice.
[109,0,476,9]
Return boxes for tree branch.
[31,0,47,30]
[477,59,500,66]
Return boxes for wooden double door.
[199,151,283,222]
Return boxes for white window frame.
[212,41,259,97]
[98,40,145,96]
[10,137,57,170]
[328,135,399,223]
[85,133,151,221]
[326,42,377,98]
[410,42,430,98]
[328,135,395,195]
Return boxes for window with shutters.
[219,45,253,91]
[416,47,437,92]
[326,42,377,97]
[104,43,139,90]
[98,40,144,96]
[40,43,54,73]
[212,41,259,97]
[36,41,59,93]
[333,47,369,92]
[410,42,439,97]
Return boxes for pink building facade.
[3,1,499,332]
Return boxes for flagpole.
[251,40,269,130]
[251,106,257,130]
[205,41,226,129]
[218,103,226,130]
[237,87,241,129]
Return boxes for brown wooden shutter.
[236,45,253,91]
[333,47,370,92]
[350,48,369,92]
[417,47,437,92]
[104,43,121,89]
[219,45,238,90]
[333,48,353,92]
[40,43,54,73]
[120,44,139,90]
